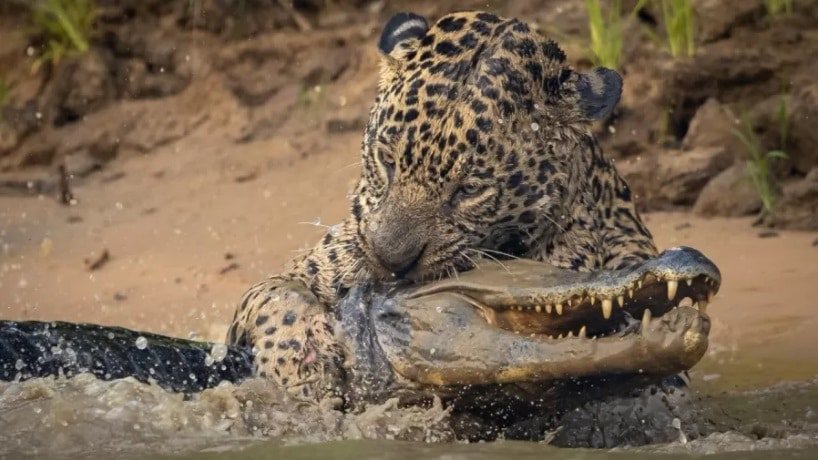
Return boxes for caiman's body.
[1,246,720,446]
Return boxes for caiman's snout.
[369,246,721,387]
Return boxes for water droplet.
[530,122,540,131]
[14,359,25,370]
[135,336,148,350]
[210,343,228,363]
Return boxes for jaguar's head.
[353,11,623,281]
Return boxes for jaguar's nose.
[370,238,426,278]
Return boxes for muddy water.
[3,372,818,459]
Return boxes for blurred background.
[0,0,816,389]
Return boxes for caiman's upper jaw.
[405,246,721,340]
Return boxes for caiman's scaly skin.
[227,10,660,400]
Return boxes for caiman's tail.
[0,321,254,393]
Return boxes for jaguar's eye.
[381,152,395,167]
[452,182,487,205]
[459,183,482,195]
[377,150,396,178]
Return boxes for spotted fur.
[227,11,656,401]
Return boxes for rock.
[692,0,765,43]
[115,58,191,99]
[769,168,818,230]
[682,98,744,158]
[656,146,734,205]
[0,119,17,155]
[661,39,781,138]
[600,69,664,160]
[693,163,761,217]
[786,84,818,175]
[46,50,116,127]
[623,146,734,209]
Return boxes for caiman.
[0,246,720,446]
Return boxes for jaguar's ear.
[576,67,622,120]
[378,12,428,63]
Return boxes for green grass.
[29,0,96,71]
[732,99,790,213]
[660,0,695,58]
[585,0,624,69]
[765,0,793,16]
[585,0,649,69]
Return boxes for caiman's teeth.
[686,278,693,287]
[617,295,624,308]
[535,305,542,312]
[601,298,613,319]
[667,280,678,300]
[589,296,596,306]
[567,330,574,338]
[579,325,587,338]
[557,333,564,339]
[545,304,553,314]
[628,288,634,299]
[637,280,643,289]
[555,303,563,315]
[640,308,652,334]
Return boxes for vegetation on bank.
[585,0,627,69]
[584,0,695,68]
[733,96,790,213]
[765,0,793,16]
[660,0,695,58]
[28,0,96,71]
